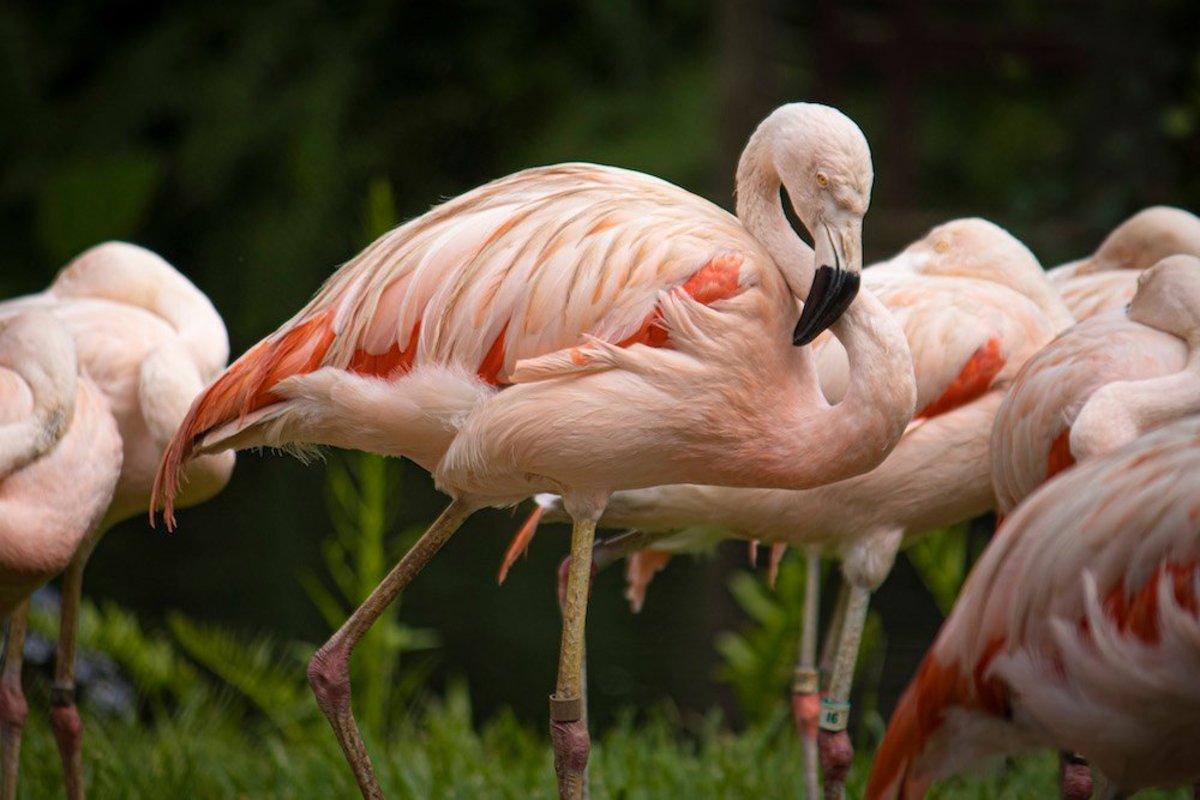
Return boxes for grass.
[10,686,1190,799]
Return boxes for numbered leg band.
[819,697,850,732]
[549,694,583,722]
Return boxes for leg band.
[819,697,850,732]
[549,694,583,722]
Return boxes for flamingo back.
[991,310,1186,514]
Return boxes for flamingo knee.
[308,645,352,716]
[0,684,26,739]
[819,729,853,798]
[550,718,590,798]
[49,701,83,766]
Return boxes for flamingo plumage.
[0,311,122,799]
[1048,206,1200,320]
[866,414,1200,800]
[0,242,234,799]
[154,102,919,800]
[505,217,1073,799]
[992,254,1200,517]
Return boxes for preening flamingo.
[1047,206,1200,320]
[0,242,234,799]
[153,102,918,800]
[992,254,1200,518]
[866,414,1200,800]
[505,217,1073,799]
[0,311,122,799]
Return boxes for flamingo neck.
[1071,344,1200,461]
[735,128,817,302]
[805,288,917,483]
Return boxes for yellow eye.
[934,240,949,254]
[816,172,829,188]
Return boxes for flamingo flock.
[0,102,1197,800]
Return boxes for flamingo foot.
[1059,751,1092,800]
[550,716,590,800]
[819,729,853,800]
[49,688,84,800]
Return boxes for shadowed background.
[2,0,1198,732]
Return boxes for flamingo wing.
[155,164,774,520]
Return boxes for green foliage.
[34,151,162,264]
[714,555,887,746]
[713,555,808,723]
[166,612,317,734]
[10,689,1193,799]
[904,524,970,615]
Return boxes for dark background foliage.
[3,0,1198,728]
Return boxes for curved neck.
[809,289,918,482]
[731,288,916,491]
[1072,344,1200,460]
[0,328,77,477]
[735,130,816,301]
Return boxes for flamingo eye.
[816,172,829,188]
[934,240,950,254]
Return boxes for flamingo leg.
[51,540,98,800]
[818,580,850,679]
[550,515,598,800]
[0,601,29,800]
[792,547,821,800]
[1059,750,1093,800]
[818,582,870,800]
[308,498,475,800]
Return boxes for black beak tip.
[792,266,860,346]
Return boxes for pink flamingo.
[0,242,234,799]
[1047,206,1200,320]
[989,253,1200,798]
[866,414,1200,800]
[153,102,919,799]
[992,254,1200,520]
[503,217,1073,799]
[0,312,122,799]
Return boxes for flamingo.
[865,414,1200,800]
[0,311,122,799]
[1047,206,1200,320]
[503,217,1074,799]
[153,102,919,800]
[988,253,1200,798]
[992,254,1200,518]
[0,242,235,799]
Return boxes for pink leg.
[308,499,475,800]
[818,582,871,800]
[550,513,599,800]
[52,546,92,800]
[1059,751,1092,800]
[0,602,29,800]
[792,548,822,800]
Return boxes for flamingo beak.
[793,222,861,346]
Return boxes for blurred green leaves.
[35,152,162,264]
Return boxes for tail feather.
[865,669,934,800]
[498,504,544,584]
[867,639,1008,799]
[152,310,337,528]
